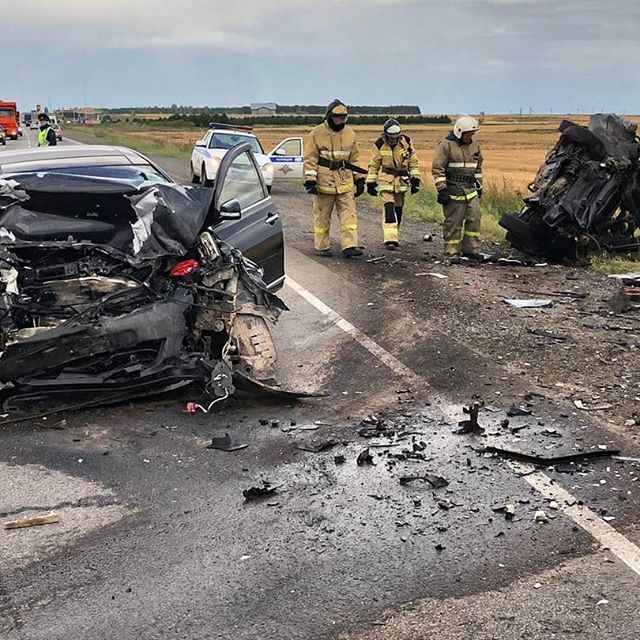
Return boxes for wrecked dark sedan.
[499,114,640,260]
[0,143,289,415]
[0,145,285,291]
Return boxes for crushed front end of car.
[499,114,640,261]
[0,174,287,415]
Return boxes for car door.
[268,137,304,181]
[211,142,285,290]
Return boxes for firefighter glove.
[437,188,451,205]
[304,180,318,195]
[354,178,366,198]
[410,177,421,194]
[367,182,378,197]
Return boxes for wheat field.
[112,115,640,191]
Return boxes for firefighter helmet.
[453,115,479,139]
[383,118,402,142]
[325,99,349,119]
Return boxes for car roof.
[208,129,257,139]
[0,145,160,174]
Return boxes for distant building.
[250,102,277,116]
[57,107,102,124]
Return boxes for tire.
[202,164,213,187]
[191,162,200,184]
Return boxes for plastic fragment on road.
[415,272,448,279]
[242,481,280,501]
[482,445,620,465]
[4,513,60,530]
[207,433,249,452]
[534,510,550,524]
[574,400,613,411]
[456,401,484,434]
[356,448,374,466]
[608,273,640,286]
[503,298,553,308]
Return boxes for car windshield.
[209,133,263,154]
[0,109,15,118]
[5,164,170,184]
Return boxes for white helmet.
[453,115,479,139]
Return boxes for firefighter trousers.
[381,192,405,244]
[313,192,358,251]
[442,196,481,255]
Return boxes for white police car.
[191,123,275,191]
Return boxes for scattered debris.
[534,510,550,524]
[357,448,374,466]
[574,400,613,411]
[422,234,434,242]
[399,474,449,489]
[596,599,610,606]
[507,406,533,417]
[334,454,346,465]
[528,328,569,342]
[366,256,386,264]
[296,439,339,453]
[483,446,620,466]
[504,299,553,308]
[456,402,484,434]
[415,272,448,279]
[207,434,249,452]
[492,504,517,520]
[4,513,60,530]
[608,273,640,286]
[243,482,279,501]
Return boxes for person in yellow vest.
[431,115,483,263]
[366,119,421,250]
[37,113,57,147]
[303,99,367,258]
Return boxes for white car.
[191,124,275,191]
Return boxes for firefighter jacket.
[366,135,421,193]
[303,122,365,195]
[431,132,483,202]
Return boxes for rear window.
[209,133,264,154]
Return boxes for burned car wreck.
[500,114,640,260]
[0,169,289,416]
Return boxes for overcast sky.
[7,0,640,113]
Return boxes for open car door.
[268,137,304,181]
[210,142,285,291]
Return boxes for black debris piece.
[399,474,449,489]
[456,401,484,434]
[243,481,279,501]
[528,328,570,342]
[357,448,374,466]
[483,446,620,466]
[334,454,346,465]
[207,433,249,452]
[296,439,339,453]
[507,406,532,417]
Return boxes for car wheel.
[202,164,213,187]
[191,163,201,184]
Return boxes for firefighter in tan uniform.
[431,115,484,262]
[303,99,367,258]
[366,119,421,250]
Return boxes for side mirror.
[219,198,242,220]
[195,140,206,147]
[274,148,287,156]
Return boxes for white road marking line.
[515,463,640,577]
[286,277,420,383]
[285,275,640,579]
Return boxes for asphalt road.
[1,128,639,639]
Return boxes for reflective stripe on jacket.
[431,132,483,200]
[303,122,364,194]
[367,135,421,193]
